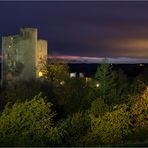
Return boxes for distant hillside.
[48,57,148,64]
[0,56,147,64]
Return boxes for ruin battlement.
[1,28,47,85]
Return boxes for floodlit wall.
[36,40,47,77]
[1,28,47,84]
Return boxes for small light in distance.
[70,73,76,78]
[139,64,144,67]
[96,83,100,88]
[60,81,65,85]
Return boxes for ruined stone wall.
[2,28,38,84]
[36,40,47,77]
[19,28,37,80]
[2,35,20,83]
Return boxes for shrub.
[130,87,148,128]
[89,104,131,145]
[59,112,91,146]
[0,94,61,147]
[89,98,109,117]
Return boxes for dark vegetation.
[0,59,148,147]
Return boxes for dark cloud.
[1,1,148,58]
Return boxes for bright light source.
[96,83,100,87]
[79,72,84,78]
[139,64,143,67]
[70,73,76,78]
[60,81,65,85]
[38,71,43,77]
[85,77,91,83]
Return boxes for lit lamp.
[38,71,43,77]
[139,64,143,67]
[60,81,65,85]
[96,83,100,88]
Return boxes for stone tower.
[36,40,47,77]
[1,28,47,85]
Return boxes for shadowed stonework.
[1,28,47,85]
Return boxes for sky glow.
[1,1,148,59]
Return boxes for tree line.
[0,59,147,146]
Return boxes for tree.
[0,94,62,147]
[59,112,91,146]
[110,70,129,104]
[89,98,109,117]
[53,77,91,115]
[95,59,115,104]
[130,87,148,127]
[136,67,148,85]
[128,87,148,144]
[42,63,69,84]
[88,104,131,145]
[0,79,45,111]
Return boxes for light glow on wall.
[38,71,43,77]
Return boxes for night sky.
[1,1,148,58]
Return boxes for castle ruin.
[1,28,47,84]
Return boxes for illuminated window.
[70,73,76,78]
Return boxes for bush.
[89,98,109,117]
[54,78,91,115]
[0,79,43,110]
[89,104,131,145]
[128,127,148,144]
[128,87,148,144]
[0,94,61,147]
[130,87,148,128]
[59,112,91,146]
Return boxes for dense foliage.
[0,94,62,146]
[0,60,148,146]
